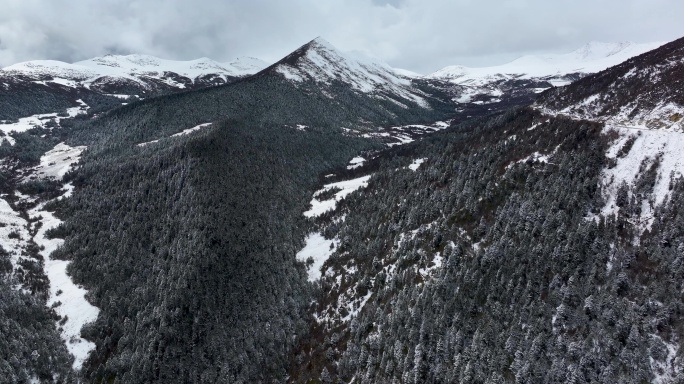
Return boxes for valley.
[1,34,683,383]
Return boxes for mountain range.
[0,35,683,383]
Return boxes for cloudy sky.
[1,0,682,74]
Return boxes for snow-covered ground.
[598,126,684,227]
[30,199,98,370]
[138,122,213,147]
[296,233,339,281]
[170,123,212,137]
[0,100,89,143]
[0,142,98,370]
[304,175,372,218]
[347,156,365,170]
[2,55,269,88]
[408,158,426,171]
[24,142,86,181]
[360,120,450,147]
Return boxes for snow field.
[600,126,684,225]
[427,41,663,86]
[0,100,89,144]
[2,55,268,87]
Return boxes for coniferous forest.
[1,34,684,384]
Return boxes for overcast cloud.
[1,0,682,74]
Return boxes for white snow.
[170,123,212,137]
[0,142,98,370]
[136,139,160,147]
[2,55,269,87]
[138,123,213,147]
[347,156,365,170]
[296,233,338,281]
[427,41,663,86]
[274,38,429,108]
[0,100,89,142]
[599,126,684,226]
[650,334,680,384]
[506,151,551,169]
[24,142,86,181]
[30,200,98,370]
[304,175,372,218]
[408,158,426,171]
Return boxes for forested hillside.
[29,39,453,381]
[290,108,684,383]
[2,32,683,383]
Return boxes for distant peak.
[306,37,338,52]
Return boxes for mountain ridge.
[427,41,664,85]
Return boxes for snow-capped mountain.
[265,37,430,108]
[428,41,663,86]
[536,38,684,130]
[1,54,269,92]
[422,41,664,109]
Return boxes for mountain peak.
[308,37,336,51]
[267,37,428,107]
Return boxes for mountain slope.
[2,54,268,91]
[25,37,453,382]
[262,37,434,109]
[0,54,269,123]
[287,38,684,383]
[536,37,684,129]
[421,41,664,119]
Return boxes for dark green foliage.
[0,81,75,121]
[17,178,63,197]
[68,73,451,150]
[0,129,60,167]
[54,115,378,382]
[0,279,76,383]
[290,108,684,383]
[0,229,75,382]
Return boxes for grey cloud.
[0,0,682,74]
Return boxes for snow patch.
[408,158,426,171]
[296,233,338,281]
[304,175,372,218]
[138,123,213,147]
[170,123,212,137]
[30,200,98,370]
[347,156,365,170]
[24,142,86,181]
